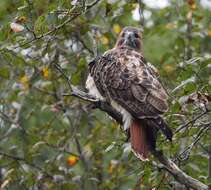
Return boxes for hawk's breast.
[86,74,105,101]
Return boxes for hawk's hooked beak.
[127,33,137,49]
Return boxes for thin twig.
[175,110,209,133]
[176,124,210,161]
[0,150,53,179]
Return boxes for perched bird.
[86,27,172,161]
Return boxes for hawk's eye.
[134,33,139,38]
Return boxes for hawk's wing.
[90,48,168,119]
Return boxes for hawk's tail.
[130,118,172,161]
[130,119,152,161]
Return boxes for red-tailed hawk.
[86,27,172,161]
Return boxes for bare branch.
[152,150,209,190]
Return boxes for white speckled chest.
[86,74,132,130]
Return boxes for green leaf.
[34,15,48,34]
[0,67,10,79]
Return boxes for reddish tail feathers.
[130,120,149,161]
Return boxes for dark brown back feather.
[89,47,172,140]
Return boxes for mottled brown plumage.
[86,27,172,160]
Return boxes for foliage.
[0,0,211,189]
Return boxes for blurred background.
[0,0,211,189]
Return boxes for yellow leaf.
[113,24,121,34]
[67,155,79,166]
[190,3,196,10]
[20,75,28,84]
[108,160,118,174]
[42,67,49,79]
[16,16,27,24]
[20,75,29,90]
[163,64,174,74]
[10,22,24,32]
[187,0,196,10]
[101,35,109,45]
[207,30,211,36]
[108,164,114,174]
[165,23,177,29]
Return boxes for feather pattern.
[89,47,169,119]
[86,27,172,160]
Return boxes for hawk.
[86,27,172,161]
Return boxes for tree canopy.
[0,0,211,189]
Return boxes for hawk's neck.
[115,45,141,53]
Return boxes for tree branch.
[153,150,209,190]
[65,86,209,190]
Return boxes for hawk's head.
[115,27,142,51]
